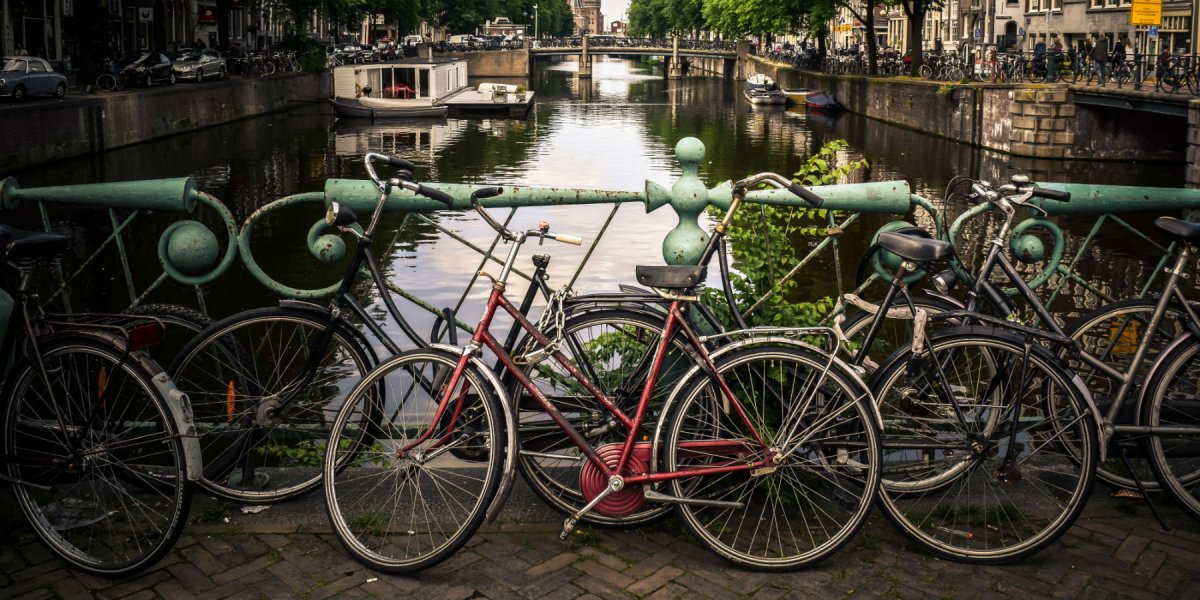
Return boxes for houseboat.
[329,57,467,119]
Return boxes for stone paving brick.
[625,565,684,597]
[571,573,637,600]
[1114,535,1150,562]
[644,582,690,600]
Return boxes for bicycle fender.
[1135,330,1197,435]
[648,336,880,473]
[430,343,519,525]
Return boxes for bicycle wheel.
[95,73,117,92]
[5,336,191,577]
[664,344,880,570]
[1064,298,1186,491]
[1061,63,1078,84]
[512,308,692,526]
[871,327,1097,563]
[1142,336,1200,522]
[1160,69,1180,93]
[262,61,276,76]
[324,350,504,573]
[919,64,933,79]
[168,306,374,503]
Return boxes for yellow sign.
[1131,0,1162,26]
[836,24,853,32]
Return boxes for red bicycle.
[320,169,883,573]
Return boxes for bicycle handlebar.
[735,172,824,208]
[1031,187,1071,202]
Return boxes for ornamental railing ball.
[165,221,220,275]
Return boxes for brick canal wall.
[746,56,1185,163]
[440,50,530,78]
[1,72,330,171]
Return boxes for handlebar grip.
[554,234,584,246]
[1031,187,1070,202]
[787,182,824,208]
[388,156,416,171]
[416,184,455,206]
[472,186,504,200]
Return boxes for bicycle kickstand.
[1118,440,1173,532]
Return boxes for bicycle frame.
[399,232,779,518]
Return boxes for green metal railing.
[5,136,1200,333]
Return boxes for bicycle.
[94,58,122,92]
[321,171,882,573]
[831,178,1100,563]
[0,224,200,576]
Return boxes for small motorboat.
[781,87,815,105]
[747,73,777,92]
[744,87,787,105]
[806,91,842,112]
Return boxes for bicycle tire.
[5,336,191,577]
[262,61,276,76]
[168,306,375,503]
[664,344,880,570]
[1063,298,1187,491]
[510,308,691,527]
[870,326,1097,563]
[126,303,212,372]
[95,74,117,92]
[919,64,933,79]
[1027,65,1045,83]
[324,349,504,573]
[1142,335,1200,522]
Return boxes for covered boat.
[744,88,787,105]
[330,57,466,119]
[806,91,842,112]
[746,73,777,91]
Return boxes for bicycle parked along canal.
[0,224,200,577]
[320,168,882,573]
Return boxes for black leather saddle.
[877,231,954,262]
[635,265,707,290]
[0,225,70,263]
[1156,217,1200,246]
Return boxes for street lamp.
[533,4,539,39]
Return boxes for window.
[1031,0,1041,11]
[29,60,46,72]
[1090,0,1102,7]
[1106,0,1118,6]
[1051,0,1061,10]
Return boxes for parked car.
[0,56,67,101]
[173,48,226,82]
[120,51,175,87]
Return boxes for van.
[448,34,472,45]
[403,35,423,47]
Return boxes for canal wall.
[745,57,1185,163]
[1,73,330,171]
[440,50,529,78]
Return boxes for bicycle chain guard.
[579,442,650,517]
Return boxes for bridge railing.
[7,137,1200,339]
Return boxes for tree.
[833,0,881,75]
[702,0,806,39]
[900,0,942,76]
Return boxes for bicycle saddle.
[877,231,954,262]
[0,225,70,263]
[635,265,707,290]
[1155,217,1200,245]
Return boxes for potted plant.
[515,85,527,102]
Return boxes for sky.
[601,0,633,25]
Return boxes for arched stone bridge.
[529,37,746,79]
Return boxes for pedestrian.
[1048,34,1062,82]
[1093,31,1109,84]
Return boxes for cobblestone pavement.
[3,483,1199,600]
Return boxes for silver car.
[0,56,68,101]
[173,49,226,83]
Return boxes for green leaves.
[706,140,868,328]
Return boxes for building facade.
[571,0,601,35]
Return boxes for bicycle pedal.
[559,517,577,541]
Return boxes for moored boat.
[744,88,787,105]
[747,73,777,92]
[329,57,466,120]
[806,91,842,112]
[781,87,815,105]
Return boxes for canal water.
[6,57,1187,341]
